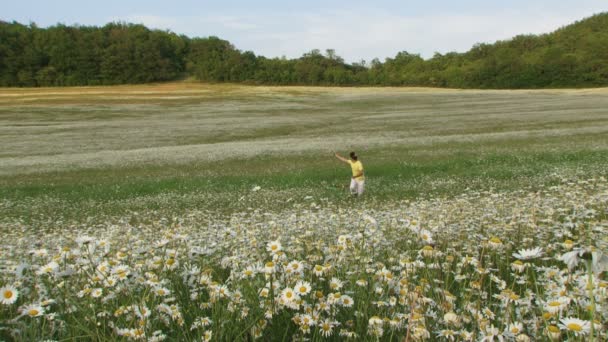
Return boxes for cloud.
[112,7,604,62]
[113,14,178,29]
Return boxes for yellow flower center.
[547,325,560,333]
[548,301,560,307]
[299,286,307,293]
[567,323,582,332]
[489,237,501,244]
[28,309,39,316]
[3,290,13,299]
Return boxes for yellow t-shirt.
[348,160,364,180]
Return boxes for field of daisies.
[0,176,606,341]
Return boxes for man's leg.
[350,179,357,195]
[357,180,365,196]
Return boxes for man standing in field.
[335,152,365,196]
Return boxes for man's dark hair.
[349,152,358,161]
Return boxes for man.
[335,151,365,196]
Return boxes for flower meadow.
[1,176,607,341]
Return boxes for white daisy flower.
[512,247,543,260]
[294,281,311,296]
[266,240,282,254]
[21,303,45,317]
[1,285,19,305]
[558,317,590,336]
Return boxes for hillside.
[0,12,606,88]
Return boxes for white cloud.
[114,14,179,29]
[112,7,605,62]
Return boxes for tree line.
[1,12,607,88]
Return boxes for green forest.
[1,12,607,88]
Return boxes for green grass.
[2,146,606,222]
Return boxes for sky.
[3,1,607,63]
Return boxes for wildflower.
[419,229,434,244]
[1,285,19,305]
[356,279,368,287]
[460,330,474,341]
[560,247,608,274]
[512,247,543,260]
[437,329,457,341]
[154,287,171,297]
[191,317,212,330]
[420,245,436,257]
[340,295,354,307]
[287,260,304,275]
[510,260,526,273]
[488,237,502,248]
[294,281,311,296]
[213,285,231,299]
[134,305,151,319]
[368,316,384,337]
[91,288,103,298]
[266,240,282,254]
[544,297,569,314]
[412,325,430,339]
[111,265,130,280]
[264,261,276,274]
[506,322,523,336]
[558,317,590,336]
[319,318,335,337]
[546,325,560,341]
[443,312,459,326]
[480,324,504,341]
[329,277,343,290]
[313,264,325,276]
[242,266,256,279]
[164,257,179,270]
[21,303,45,317]
[36,261,59,275]
[280,287,299,303]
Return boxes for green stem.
[587,259,595,342]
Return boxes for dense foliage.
[1,13,607,88]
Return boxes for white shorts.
[350,178,365,195]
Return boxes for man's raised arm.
[334,153,349,164]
